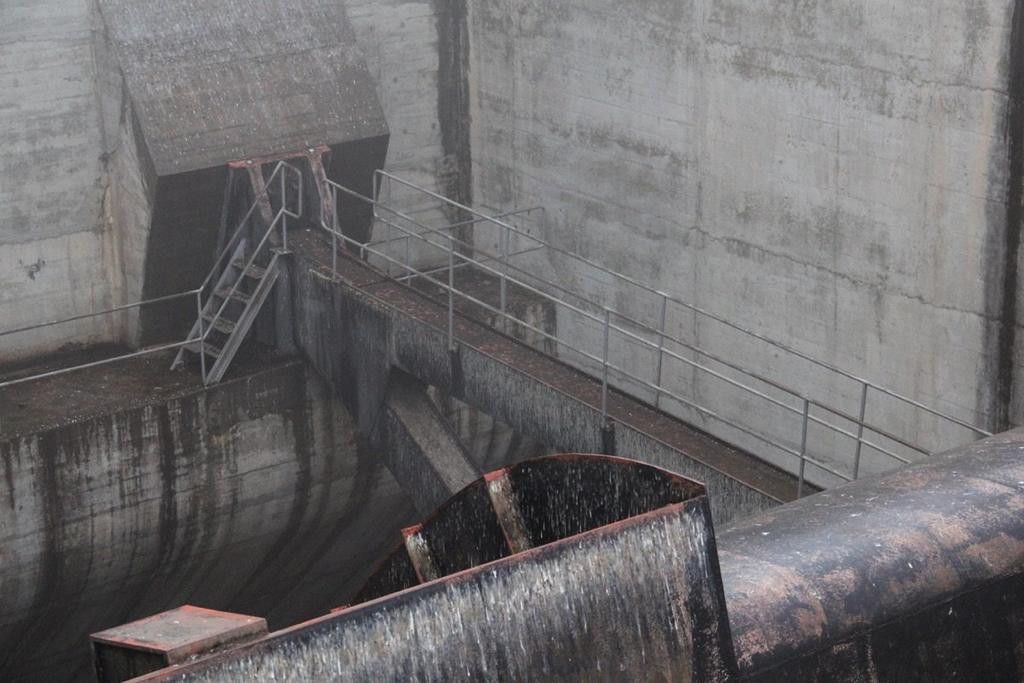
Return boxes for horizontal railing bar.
[389,246,546,284]
[341,218,815,471]
[803,412,914,464]
[0,289,202,338]
[201,161,302,293]
[0,340,195,390]
[803,396,930,457]
[324,213,865,483]
[327,182,615,329]
[858,436,917,462]
[327,208,872,486]
[321,216,609,368]
[331,180,943,469]
[372,182,981,451]
[376,208,817,408]
[633,367,853,482]
[605,360,855,481]
[369,207,543,247]
[377,240,819,476]
[351,194,877,457]
[374,209,898,436]
[378,170,990,438]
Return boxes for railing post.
[852,382,869,479]
[448,237,456,351]
[196,290,207,384]
[405,235,412,286]
[331,186,339,280]
[655,292,668,410]
[798,398,810,498]
[500,223,509,329]
[601,308,611,422]
[280,166,288,252]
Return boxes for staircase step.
[201,313,236,335]
[231,259,267,279]
[186,341,223,358]
[214,286,252,304]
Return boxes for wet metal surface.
[97,434,1024,681]
[134,456,735,682]
[718,428,1024,678]
[92,606,267,662]
[91,606,267,681]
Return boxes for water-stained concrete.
[0,356,417,682]
[288,229,796,525]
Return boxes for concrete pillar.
[373,371,479,515]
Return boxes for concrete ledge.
[289,230,803,525]
[373,371,479,515]
[0,355,416,681]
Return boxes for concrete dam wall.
[5,0,1013,466]
[0,358,416,681]
[4,0,1024,679]
[468,0,1024,441]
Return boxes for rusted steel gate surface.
[121,434,1024,682]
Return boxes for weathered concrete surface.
[0,356,417,682]
[0,0,134,362]
[345,0,476,264]
[718,427,1024,679]
[416,268,555,472]
[1,0,403,361]
[468,0,1017,453]
[430,389,552,474]
[96,0,388,176]
[346,0,443,188]
[373,371,480,515]
[95,0,393,343]
[289,230,795,525]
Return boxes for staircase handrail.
[199,161,303,298]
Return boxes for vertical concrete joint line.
[433,0,474,250]
[996,0,1024,431]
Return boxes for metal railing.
[0,289,203,391]
[1,157,991,493]
[189,161,302,383]
[0,160,302,391]
[320,173,991,493]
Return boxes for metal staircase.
[172,160,302,385]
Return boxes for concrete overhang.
[98,0,389,175]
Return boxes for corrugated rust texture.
[718,428,1024,679]
[96,0,388,176]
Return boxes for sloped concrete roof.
[99,0,388,176]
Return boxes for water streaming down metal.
[134,455,735,682]
[126,436,1024,681]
